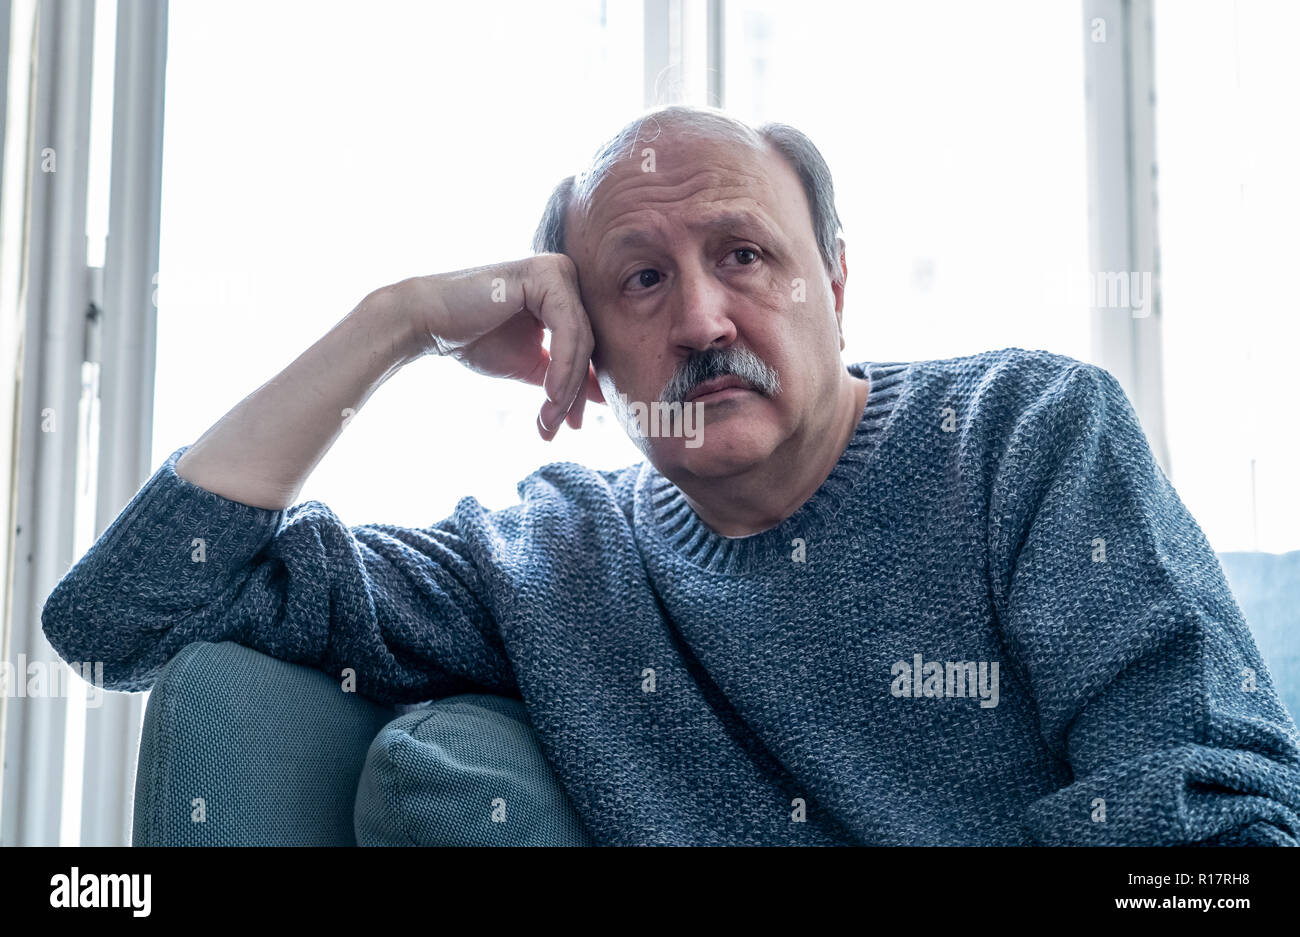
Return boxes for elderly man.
[43,105,1300,845]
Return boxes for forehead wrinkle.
[685,209,780,241]
[586,156,772,223]
[611,166,767,206]
[612,208,776,251]
[579,149,780,272]
[592,194,779,268]
[592,182,766,236]
[594,203,775,271]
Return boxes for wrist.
[356,280,433,366]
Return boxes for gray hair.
[532,105,845,286]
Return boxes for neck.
[677,373,871,537]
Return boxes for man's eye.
[730,248,759,265]
[628,269,661,290]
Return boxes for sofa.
[129,551,1300,846]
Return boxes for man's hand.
[176,254,606,510]
[378,253,605,440]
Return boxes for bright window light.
[725,0,1091,366]
[156,0,644,525]
[1155,0,1300,553]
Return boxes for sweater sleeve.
[41,448,518,704]
[987,362,1300,845]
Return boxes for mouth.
[683,375,755,404]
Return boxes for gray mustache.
[660,347,782,404]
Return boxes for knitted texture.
[44,348,1300,845]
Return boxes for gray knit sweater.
[42,348,1300,844]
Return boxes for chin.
[646,415,783,481]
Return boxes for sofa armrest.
[132,641,396,846]
[1217,551,1300,725]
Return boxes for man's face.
[566,133,848,481]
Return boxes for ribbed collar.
[633,360,911,575]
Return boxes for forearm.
[176,289,423,509]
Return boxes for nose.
[667,258,738,353]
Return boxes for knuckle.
[524,254,586,325]
[547,251,577,277]
[543,253,580,294]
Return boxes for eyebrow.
[600,210,778,262]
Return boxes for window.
[725,0,1091,366]
[18,0,1276,847]
[1155,0,1300,552]
[156,0,645,525]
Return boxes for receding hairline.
[533,105,845,285]
[570,108,771,217]
[569,139,801,261]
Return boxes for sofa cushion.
[354,693,593,846]
[133,641,396,846]
[1216,551,1300,723]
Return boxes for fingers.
[564,364,605,430]
[533,358,601,439]
[538,375,584,441]
[533,257,596,440]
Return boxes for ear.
[830,237,848,350]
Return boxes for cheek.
[764,268,790,302]
[589,329,662,401]
[783,278,839,337]
[587,310,622,371]
[742,280,800,346]
[589,315,633,373]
